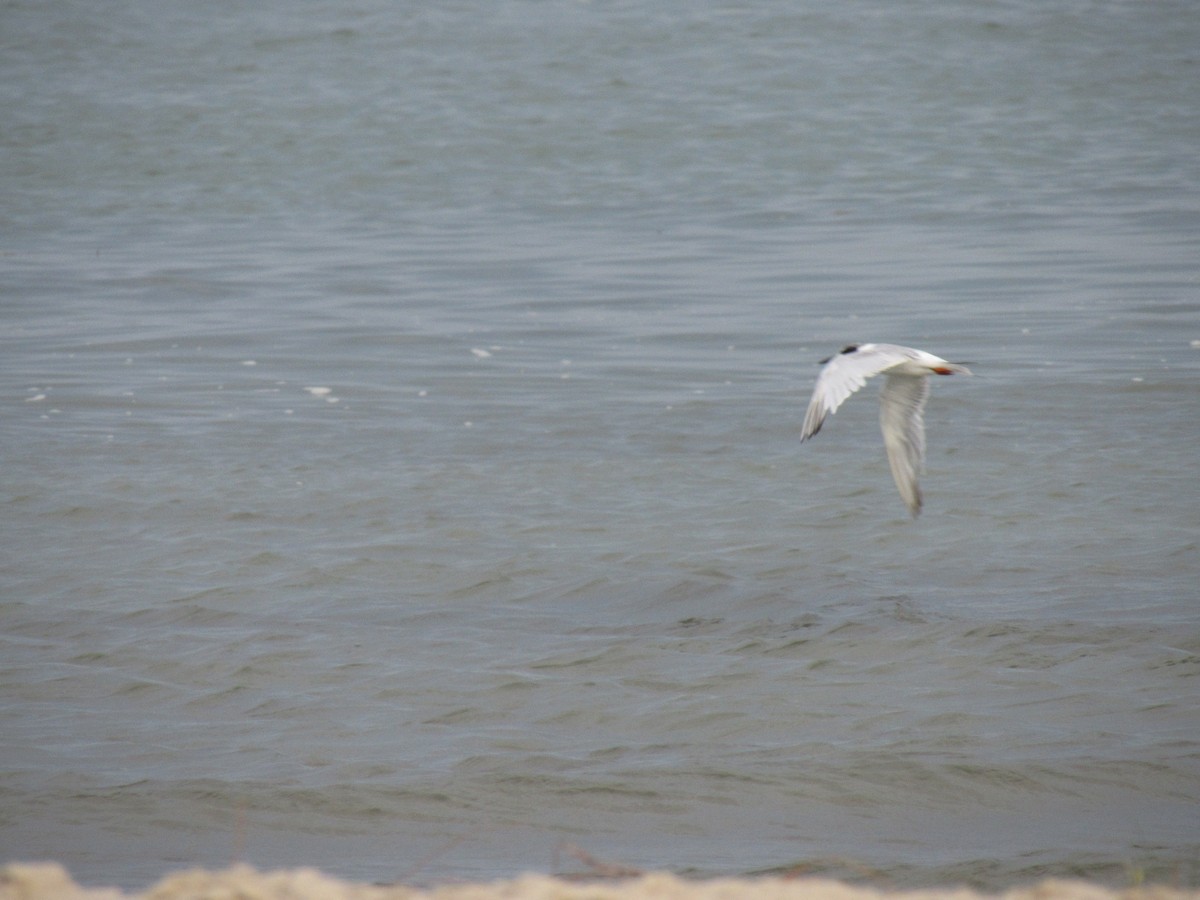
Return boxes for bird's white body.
[800,343,972,517]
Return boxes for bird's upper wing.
[800,345,916,440]
[879,373,930,517]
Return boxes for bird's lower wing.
[879,374,930,517]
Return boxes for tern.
[800,343,972,517]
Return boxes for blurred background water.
[2,0,1199,891]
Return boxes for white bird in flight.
[800,343,972,517]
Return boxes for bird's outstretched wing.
[800,344,917,440]
[879,373,930,517]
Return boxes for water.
[2,0,1199,891]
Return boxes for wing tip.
[800,407,828,442]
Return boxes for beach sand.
[3,863,1197,900]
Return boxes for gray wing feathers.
[801,348,911,441]
[879,374,930,517]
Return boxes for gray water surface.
[2,0,1198,890]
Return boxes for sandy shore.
[3,863,1197,900]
